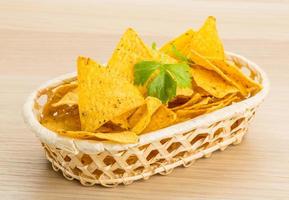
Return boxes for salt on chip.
[128,96,162,134]
[59,130,138,144]
[77,57,144,132]
[107,28,153,82]
[143,105,177,133]
[190,65,238,98]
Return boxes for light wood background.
[0,0,289,199]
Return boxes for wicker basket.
[23,52,269,187]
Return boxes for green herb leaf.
[171,45,188,62]
[134,61,161,85]
[134,58,192,103]
[164,63,191,88]
[152,42,157,50]
[147,69,177,103]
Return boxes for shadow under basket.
[23,52,269,187]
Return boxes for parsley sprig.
[134,61,191,103]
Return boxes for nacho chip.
[182,97,211,110]
[107,28,153,82]
[128,96,162,134]
[78,57,144,132]
[190,16,225,60]
[41,105,80,132]
[110,108,137,129]
[191,65,238,98]
[171,93,202,110]
[151,47,178,64]
[59,130,138,144]
[52,88,78,107]
[176,93,240,120]
[160,29,195,58]
[212,60,262,96]
[42,81,78,116]
[143,105,177,133]
[176,87,194,97]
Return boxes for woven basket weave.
[23,52,269,187]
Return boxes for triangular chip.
[52,88,78,107]
[41,105,80,132]
[59,130,138,144]
[42,81,78,116]
[190,16,225,60]
[171,93,202,111]
[110,108,137,129]
[212,60,262,96]
[190,65,238,98]
[77,57,144,131]
[176,94,239,119]
[160,29,195,58]
[107,28,153,82]
[128,96,162,134]
[143,105,177,133]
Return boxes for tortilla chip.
[212,60,262,96]
[143,105,177,133]
[59,130,138,144]
[151,47,178,64]
[191,16,225,60]
[42,81,78,116]
[182,97,211,110]
[176,93,240,120]
[107,28,153,82]
[110,108,137,129]
[176,87,194,97]
[191,65,238,98]
[160,29,195,58]
[128,96,162,134]
[41,105,80,132]
[77,57,144,132]
[171,93,202,110]
[52,88,78,107]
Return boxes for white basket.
[23,52,269,187]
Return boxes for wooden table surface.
[1,0,289,199]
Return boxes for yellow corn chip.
[41,106,80,132]
[176,87,194,97]
[107,28,153,82]
[160,29,195,58]
[151,48,178,64]
[59,130,138,144]
[212,60,262,96]
[143,105,177,133]
[191,66,238,98]
[52,88,78,107]
[42,81,78,116]
[191,16,225,60]
[128,96,162,134]
[171,93,202,111]
[110,108,137,129]
[182,97,211,110]
[176,93,239,120]
[77,57,144,132]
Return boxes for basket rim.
[22,52,269,153]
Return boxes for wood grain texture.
[0,0,288,199]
